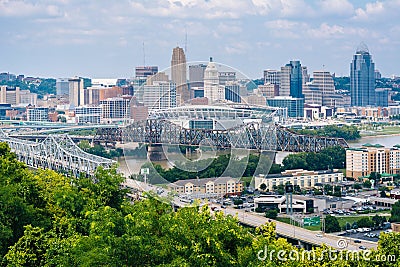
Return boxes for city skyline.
[1,0,400,79]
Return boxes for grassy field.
[276,217,321,231]
[361,126,400,136]
[277,214,391,232]
[335,215,390,228]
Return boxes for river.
[117,134,400,177]
[348,134,400,148]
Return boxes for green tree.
[390,201,400,222]
[372,214,387,227]
[259,183,267,191]
[357,217,373,228]
[324,215,341,233]
[265,209,278,219]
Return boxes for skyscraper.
[56,78,70,95]
[189,64,207,88]
[68,77,85,107]
[135,66,158,78]
[350,43,376,107]
[263,70,280,86]
[312,71,335,106]
[204,57,222,103]
[171,47,188,105]
[279,60,303,98]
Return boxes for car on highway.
[354,240,361,243]
[315,234,323,238]
[359,246,367,250]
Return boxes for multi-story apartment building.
[168,177,244,196]
[254,169,344,192]
[346,144,400,178]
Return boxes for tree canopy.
[0,141,399,266]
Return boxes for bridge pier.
[147,144,167,161]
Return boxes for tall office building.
[142,81,177,111]
[225,81,241,103]
[219,72,236,85]
[189,64,207,88]
[68,77,85,107]
[312,71,336,106]
[56,78,70,95]
[350,43,376,107]
[263,70,280,85]
[204,58,223,103]
[279,61,303,98]
[0,86,20,105]
[171,47,188,105]
[267,96,304,118]
[302,66,310,84]
[135,66,158,78]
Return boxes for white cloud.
[224,42,249,54]
[353,1,385,20]
[318,0,354,16]
[307,23,345,38]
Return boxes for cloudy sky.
[1,0,399,79]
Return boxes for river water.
[117,134,400,177]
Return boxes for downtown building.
[100,96,132,123]
[75,106,102,124]
[26,107,49,122]
[171,47,189,105]
[56,78,70,96]
[142,81,177,111]
[350,43,376,107]
[135,66,158,78]
[204,58,224,103]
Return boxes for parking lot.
[339,228,392,242]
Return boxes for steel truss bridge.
[95,119,349,152]
[0,130,115,176]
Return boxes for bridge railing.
[0,130,115,176]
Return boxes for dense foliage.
[0,78,56,98]
[282,146,346,171]
[324,215,341,233]
[0,142,399,266]
[137,154,282,183]
[333,76,350,91]
[295,125,360,141]
[78,140,123,159]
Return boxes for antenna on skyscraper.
[142,42,146,66]
[184,26,188,56]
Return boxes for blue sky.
[0,0,399,79]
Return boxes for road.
[122,178,378,251]
[221,206,378,251]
